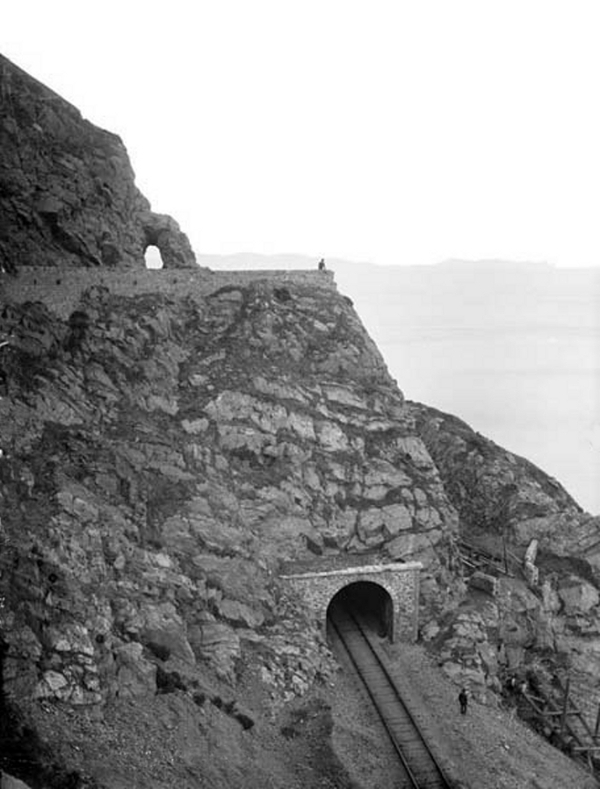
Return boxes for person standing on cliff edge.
[318,258,326,271]
[458,687,469,714]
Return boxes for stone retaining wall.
[281,562,422,642]
[2,267,336,319]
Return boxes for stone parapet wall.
[281,562,422,642]
[1,267,336,319]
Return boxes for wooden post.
[560,678,570,738]
[594,702,600,742]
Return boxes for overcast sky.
[4,0,600,267]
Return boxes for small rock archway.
[144,244,163,269]
[281,561,422,642]
[141,212,197,270]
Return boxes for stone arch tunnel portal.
[326,581,394,641]
[280,561,422,643]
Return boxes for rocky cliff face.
[409,400,600,579]
[0,266,462,786]
[410,400,600,747]
[2,54,599,789]
[0,54,196,272]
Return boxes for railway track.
[329,603,453,789]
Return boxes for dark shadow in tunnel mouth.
[326,581,394,642]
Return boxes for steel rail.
[351,609,452,788]
[330,611,421,788]
[330,604,452,789]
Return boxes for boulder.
[558,577,600,615]
[215,598,265,629]
[188,620,241,680]
[113,643,157,699]
[358,504,413,542]
[468,571,498,597]
[141,603,195,666]
[364,459,411,490]
[43,623,94,656]
[386,531,441,561]
[316,421,349,452]
[34,670,69,700]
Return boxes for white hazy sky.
[4,0,600,267]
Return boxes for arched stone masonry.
[281,561,422,642]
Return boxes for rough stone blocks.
[281,562,422,642]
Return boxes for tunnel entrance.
[280,560,422,643]
[326,581,394,642]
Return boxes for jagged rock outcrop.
[2,53,598,788]
[408,400,600,572]
[408,402,582,535]
[0,54,196,271]
[410,400,600,742]
[0,272,461,786]
[141,213,197,270]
